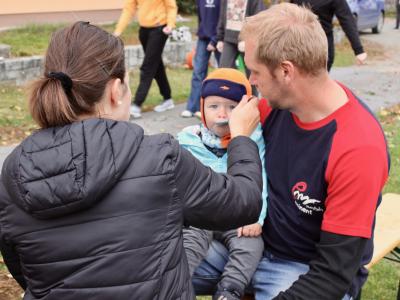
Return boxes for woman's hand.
[229,95,260,138]
[162,26,173,35]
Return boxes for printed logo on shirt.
[226,0,248,31]
[205,0,216,8]
[291,181,324,215]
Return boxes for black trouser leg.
[327,33,335,72]
[154,57,171,100]
[134,26,170,107]
[396,4,400,29]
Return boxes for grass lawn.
[0,17,383,69]
[0,17,197,57]
[0,66,193,145]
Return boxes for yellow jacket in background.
[115,0,178,35]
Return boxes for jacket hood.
[1,119,143,219]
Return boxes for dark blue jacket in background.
[196,0,221,46]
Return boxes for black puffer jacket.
[0,119,262,300]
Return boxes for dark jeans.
[134,26,171,107]
[186,39,220,113]
[396,3,400,29]
[193,241,353,300]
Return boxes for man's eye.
[229,105,236,110]
[209,105,218,109]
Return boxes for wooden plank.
[366,193,400,269]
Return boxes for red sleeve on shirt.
[258,98,272,125]
[322,146,388,238]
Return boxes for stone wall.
[0,44,11,59]
[0,40,194,85]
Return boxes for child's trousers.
[183,226,264,293]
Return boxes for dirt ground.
[0,266,23,300]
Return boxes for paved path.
[330,18,400,112]
[1,19,399,170]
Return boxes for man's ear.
[110,78,122,106]
[280,60,295,83]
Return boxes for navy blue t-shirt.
[259,84,389,293]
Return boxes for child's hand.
[237,223,262,237]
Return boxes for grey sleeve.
[217,0,227,41]
[173,136,263,231]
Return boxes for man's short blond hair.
[240,3,328,75]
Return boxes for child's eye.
[209,105,218,109]
[229,105,236,110]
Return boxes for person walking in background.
[216,0,265,77]
[114,0,177,118]
[291,0,367,71]
[395,0,400,29]
[0,22,264,300]
[181,0,222,119]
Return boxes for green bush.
[177,0,197,14]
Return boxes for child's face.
[204,96,238,137]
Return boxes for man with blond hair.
[191,3,389,300]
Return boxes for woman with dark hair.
[0,21,262,300]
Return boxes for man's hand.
[113,32,121,37]
[207,43,216,52]
[163,26,173,35]
[216,41,224,53]
[229,95,260,138]
[237,223,263,237]
[356,52,367,65]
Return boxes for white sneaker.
[130,104,142,118]
[154,99,175,112]
[181,110,193,118]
